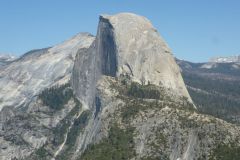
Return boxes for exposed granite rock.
[0,33,94,111]
[0,33,94,160]
[72,13,192,111]
[99,13,191,101]
[78,76,240,160]
[71,44,100,110]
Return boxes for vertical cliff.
[97,16,117,76]
[99,13,191,101]
[72,13,192,110]
[69,13,198,159]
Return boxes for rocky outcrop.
[71,44,100,110]
[0,33,94,160]
[72,13,192,111]
[98,13,191,100]
[78,76,240,160]
[0,33,94,111]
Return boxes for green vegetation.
[80,125,135,160]
[28,83,93,160]
[178,114,199,128]
[33,78,196,160]
[39,83,73,110]
[66,110,91,145]
[155,132,167,148]
[141,155,169,160]
[121,98,161,122]
[188,86,240,124]
[150,133,167,149]
[118,81,195,122]
[26,146,51,160]
[34,147,50,160]
[182,71,240,124]
[210,143,240,160]
[183,72,240,97]
[145,129,169,160]
[127,82,161,99]
[52,103,81,147]
[56,110,91,160]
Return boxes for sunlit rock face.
[71,43,100,110]
[0,33,94,160]
[72,13,192,108]
[101,13,191,100]
[0,33,94,111]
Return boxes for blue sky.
[0,0,239,62]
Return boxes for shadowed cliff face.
[71,16,118,110]
[72,13,193,111]
[97,16,117,77]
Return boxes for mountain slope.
[0,33,94,160]
[72,13,192,111]
[98,13,191,101]
[1,13,240,160]
[177,59,240,124]
[0,33,94,111]
[209,55,240,63]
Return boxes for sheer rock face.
[72,13,192,110]
[99,13,191,100]
[71,43,100,109]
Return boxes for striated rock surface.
[98,13,191,100]
[69,13,240,160]
[0,33,94,160]
[72,13,192,111]
[71,43,100,110]
[0,33,94,111]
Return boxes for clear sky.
[0,0,239,62]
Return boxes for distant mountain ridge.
[209,55,240,63]
[0,54,16,67]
